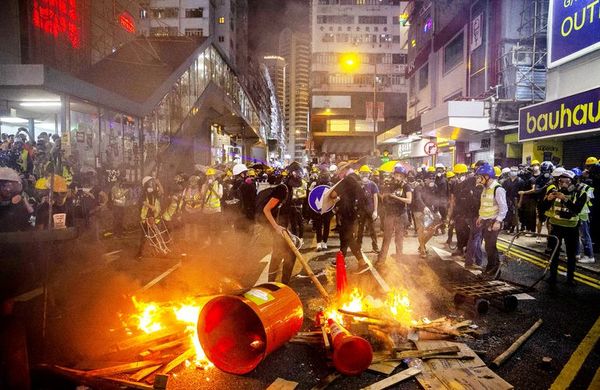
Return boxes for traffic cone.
[327,318,373,376]
[336,251,348,298]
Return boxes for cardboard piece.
[267,378,299,390]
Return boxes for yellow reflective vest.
[203,181,222,213]
[479,182,501,219]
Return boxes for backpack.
[255,183,288,221]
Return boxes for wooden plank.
[361,367,422,390]
[415,341,486,369]
[368,361,401,375]
[321,325,331,351]
[113,329,186,352]
[159,348,194,374]
[148,337,188,353]
[85,360,163,377]
[310,373,341,390]
[430,367,513,390]
[395,346,459,359]
[551,315,600,390]
[266,378,299,390]
[130,364,162,382]
[492,319,543,368]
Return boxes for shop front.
[518,85,600,168]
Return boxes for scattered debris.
[361,366,422,390]
[267,378,299,390]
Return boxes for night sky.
[248,0,308,56]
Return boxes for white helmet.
[501,167,511,174]
[435,163,445,169]
[328,164,338,173]
[0,167,21,182]
[551,167,566,177]
[561,170,575,179]
[232,163,248,176]
[142,176,153,186]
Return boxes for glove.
[372,211,378,221]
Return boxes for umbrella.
[379,160,414,173]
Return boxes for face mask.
[147,187,154,193]
[208,179,214,184]
[361,177,369,184]
[436,172,443,177]
[428,182,435,187]
[509,171,518,178]
[458,175,466,182]
[533,166,540,173]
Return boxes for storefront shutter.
[563,137,600,168]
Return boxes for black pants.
[112,206,125,236]
[269,231,296,284]
[454,214,470,252]
[548,224,579,282]
[339,215,364,263]
[480,219,501,272]
[520,200,537,232]
[314,211,332,243]
[357,212,378,251]
[288,204,304,239]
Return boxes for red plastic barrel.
[328,318,373,376]
[197,283,303,374]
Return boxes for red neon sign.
[32,0,81,48]
[118,11,136,34]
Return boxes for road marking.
[513,293,535,300]
[431,246,453,261]
[551,315,600,390]
[588,366,600,390]
[139,261,181,292]
[13,287,44,302]
[254,254,271,286]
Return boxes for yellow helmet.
[427,166,436,173]
[226,169,233,177]
[248,168,257,177]
[206,168,216,176]
[446,171,456,179]
[359,165,372,173]
[470,162,476,169]
[373,170,380,176]
[281,170,288,177]
[494,166,502,178]
[453,163,468,174]
[585,157,599,165]
[531,159,540,166]
[35,177,48,190]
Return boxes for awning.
[421,101,490,141]
[321,137,372,154]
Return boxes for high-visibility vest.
[204,181,221,212]
[548,192,580,228]
[479,181,501,219]
[141,197,161,222]
[163,194,183,221]
[183,188,202,212]
[577,183,593,221]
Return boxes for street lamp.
[340,53,378,154]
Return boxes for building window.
[392,53,407,64]
[150,26,179,36]
[418,63,429,90]
[358,16,387,24]
[327,119,350,132]
[317,15,355,24]
[185,8,203,18]
[322,33,335,43]
[218,35,225,42]
[391,74,405,85]
[392,35,401,43]
[336,33,349,42]
[443,32,464,74]
[185,28,203,36]
[150,7,179,19]
[140,9,148,19]
[218,16,225,24]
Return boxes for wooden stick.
[85,360,164,377]
[321,325,331,352]
[395,346,460,359]
[361,366,422,390]
[148,337,188,353]
[159,348,195,374]
[130,364,163,382]
[282,231,330,300]
[492,319,543,368]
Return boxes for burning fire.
[128,296,212,368]
[324,287,415,327]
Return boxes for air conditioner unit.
[513,51,532,66]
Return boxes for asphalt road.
[8,225,600,389]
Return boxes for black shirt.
[382,181,412,215]
[410,183,426,213]
[335,173,364,221]
[267,183,288,221]
[0,200,31,232]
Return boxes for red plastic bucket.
[197,283,303,374]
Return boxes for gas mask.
[559,178,575,193]
[361,176,369,184]
[458,175,466,182]
[532,166,540,174]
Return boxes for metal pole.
[372,61,377,154]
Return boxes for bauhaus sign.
[519,86,600,142]
[548,0,600,68]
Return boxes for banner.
[518,86,600,142]
[365,101,374,122]
[548,0,600,68]
[376,102,385,122]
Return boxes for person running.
[474,163,508,275]
[378,165,412,264]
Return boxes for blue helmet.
[394,165,407,175]
[571,167,582,177]
[475,163,495,178]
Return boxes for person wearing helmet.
[357,165,380,253]
[543,170,588,286]
[449,163,472,256]
[136,176,163,257]
[378,165,413,264]
[282,162,307,241]
[200,168,224,246]
[35,174,73,230]
[474,163,507,275]
[327,161,370,273]
[585,156,598,168]
[502,167,525,234]
[433,163,448,236]
[570,168,595,264]
[0,167,33,232]
[110,174,129,237]
[181,175,203,243]
[518,160,549,238]
[231,163,257,231]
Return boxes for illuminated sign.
[32,0,81,48]
[519,86,600,141]
[118,11,136,33]
[548,0,600,68]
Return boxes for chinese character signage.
[518,86,600,141]
[471,13,482,51]
[548,0,600,68]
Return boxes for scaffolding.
[496,0,548,102]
